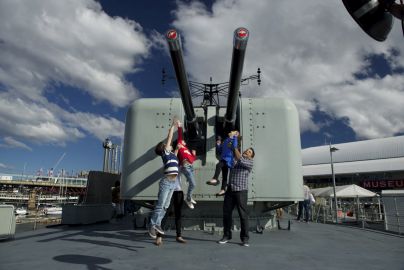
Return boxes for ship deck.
[1,216,403,270]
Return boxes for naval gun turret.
[166,30,199,138]
[121,28,303,231]
[224,27,249,133]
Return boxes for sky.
[1,0,404,176]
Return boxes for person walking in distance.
[303,183,311,222]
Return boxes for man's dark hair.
[249,147,255,158]
[155,141,165,156]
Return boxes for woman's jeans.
[149,176,176,227]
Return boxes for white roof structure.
[311,184,377,198]
[302,136,404,176]
[381,189,404,196]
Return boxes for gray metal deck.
[1,217,403,270]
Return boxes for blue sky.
[1,0,404,176]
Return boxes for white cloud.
[0,92,124,144]
[172,0,404,139]
[0,163,12,169]
[63,112,125,141]
[0,0,151,145]
[0,0,150,107]
[0,93,84,145]
[1,137,33,151]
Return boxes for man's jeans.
[181,164,196,201]
[149,177,176,227]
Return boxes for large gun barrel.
[224,27,249,132]
[166,30,198,137]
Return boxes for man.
[218,140,255,247]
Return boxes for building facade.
[302,136,404,192]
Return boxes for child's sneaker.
[185,199,195,209]
[154,225,165,235]
[148,226,157,239]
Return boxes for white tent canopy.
[311,184,377,198]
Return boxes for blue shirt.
[217,136,238,168]
[162,149,179,176]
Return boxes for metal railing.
[0,192,79,203]
[291,196,403,235]
[0,174,87,186]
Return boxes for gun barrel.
[166,30,197,127]
[224,27,249,131]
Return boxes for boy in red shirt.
[177,121,197,209]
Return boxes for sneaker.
[241,241,249,247]
[190,198,197,204]
[148,226,157,239]
[218,237,230,244]
[185,199,195,209]
[154,225,165,235]
[176,236,187,244]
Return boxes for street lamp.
[329,143,339,223]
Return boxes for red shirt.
[177,127,196,164]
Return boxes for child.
[148,120,180,239]
[176,121,197,209]
[206,130,239,196]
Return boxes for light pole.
[330,143,339,223]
